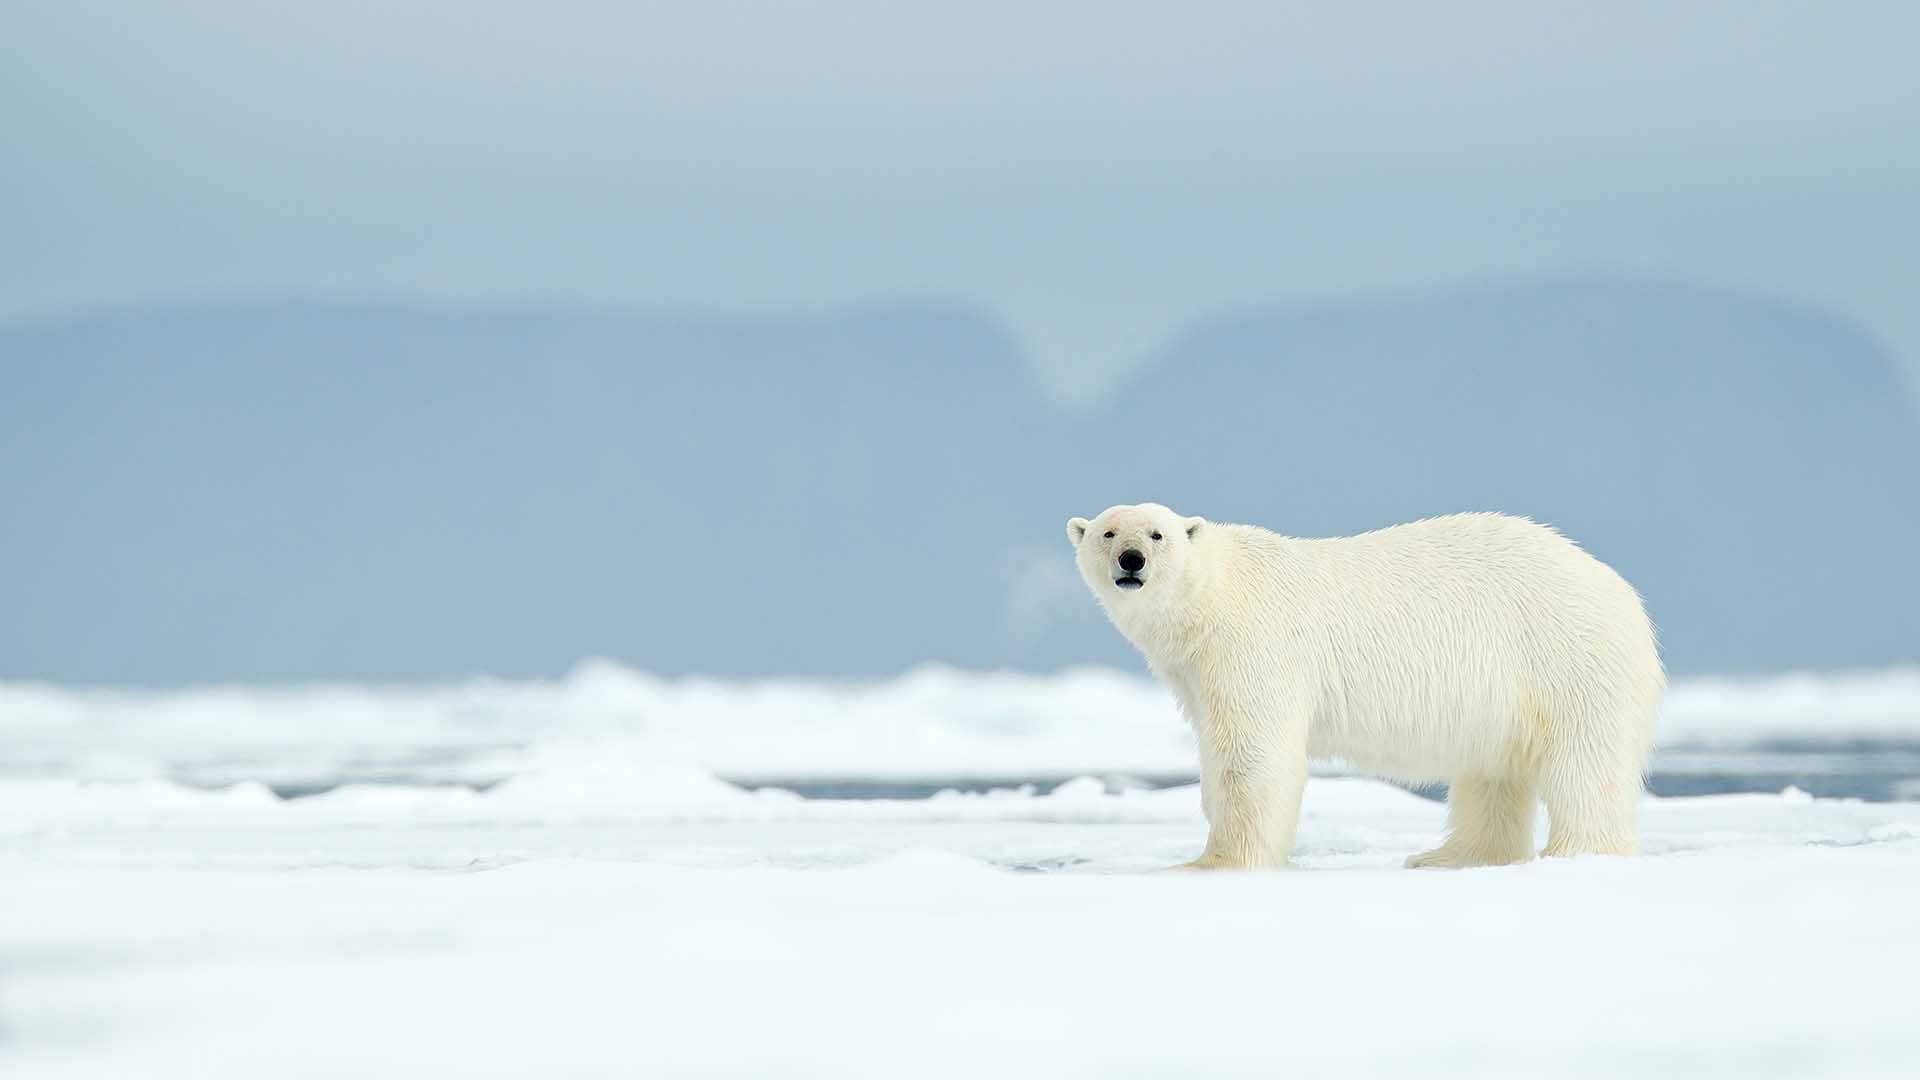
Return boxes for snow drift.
[4,662,1916,793]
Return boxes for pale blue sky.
[5,2,1918,402]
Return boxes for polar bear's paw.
[1166,852,1290,872]
[1404,844,1532,870]
[1404,846,1476,869]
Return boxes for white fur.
[1067,504,1664,870]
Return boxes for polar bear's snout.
[1068,503,1200,597]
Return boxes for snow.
[1663,667,1920,744]
[5,775,1920,1077]
[4,664,1919,1076]
[6,660,1917,788]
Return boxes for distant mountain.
[3,278,1916,683]
[1093,280,1920,674]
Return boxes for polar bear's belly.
[1306,688,1527,781]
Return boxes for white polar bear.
[1067,504,1663,870]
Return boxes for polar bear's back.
[1229,512,1662,778]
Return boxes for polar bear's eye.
[1103,531,1115,539]
[1151,531,1163,541]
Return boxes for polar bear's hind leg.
[1538,697,1651,858]
[1405,775,1539,869]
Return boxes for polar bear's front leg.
[1182,702,1310,871]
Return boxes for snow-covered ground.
[4,664,1919,1077]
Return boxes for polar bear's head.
[1066,503,1206,602]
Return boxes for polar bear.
[1067,504,1663,870]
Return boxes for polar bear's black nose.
[1118,549,1146,573]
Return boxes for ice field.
[5,663,1919,1077]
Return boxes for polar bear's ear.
[1067,517,1089,545]
[1184,517,1205,539]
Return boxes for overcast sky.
[4,2,1918,401]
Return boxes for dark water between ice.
[732,740,1920,804]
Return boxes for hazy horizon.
[8,275,1917,685]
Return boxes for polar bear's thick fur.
[1067,504,1663,870]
